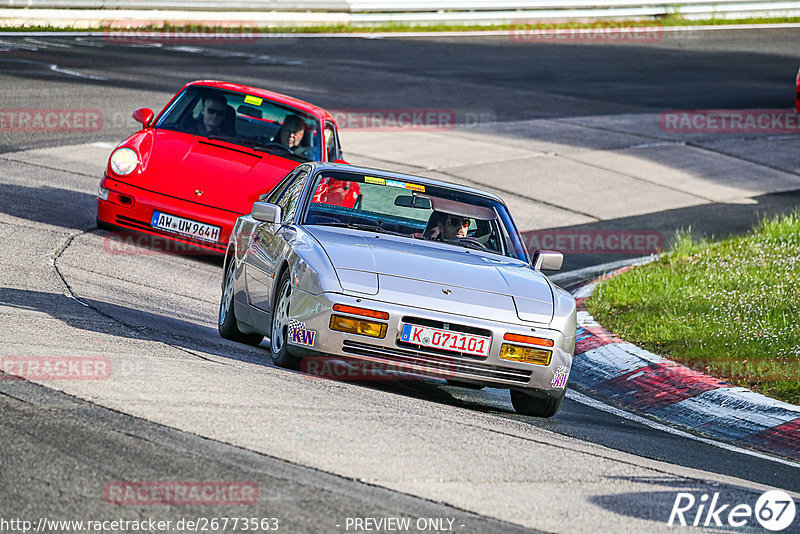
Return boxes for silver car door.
[245,169,309,311]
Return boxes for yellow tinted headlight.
[499,343,551,365]
[330,315,387,338]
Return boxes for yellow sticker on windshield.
[364,176,385,185]
[405,183,425,192]
[244,95,263,106]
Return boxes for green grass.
[586,214,800,405]
[2,16,800,34]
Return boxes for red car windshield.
[155,85,323,162]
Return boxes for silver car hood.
[306,226,554,324]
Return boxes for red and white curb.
[570,267,800,462]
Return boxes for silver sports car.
[218,162,576,417]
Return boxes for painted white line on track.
[24,37,71,48]
[0,39,38,50]
[566,389,800,470]
[1,22,800,38]
[48,64,106,80]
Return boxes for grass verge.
[2,16,800,34]
[586,213,800,405]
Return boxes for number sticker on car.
[400,324,491,357]
[151,211,221,243]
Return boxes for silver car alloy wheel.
[271,276,291,354]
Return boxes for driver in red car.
[275,115,306,154]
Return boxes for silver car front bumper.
[286,288,575,397]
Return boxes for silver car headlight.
[109,147,138,176]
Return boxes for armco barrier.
[2,0,800,24]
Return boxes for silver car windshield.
[302,170,528,261]
[155,85,322,162]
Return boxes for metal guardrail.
[348,0,800,10]
[2,0,800,26]
[351,2,800,23]
[2,0,800,12]
[0,1,350,9]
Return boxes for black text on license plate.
[151,211,221,242]
[401,324,490,357]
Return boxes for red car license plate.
[151,211,221,243]
[400,323,491,357]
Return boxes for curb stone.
[569,266,800,462]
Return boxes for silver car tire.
[510,389,564,418]
[269,270,300,370]
[218,260,264,346]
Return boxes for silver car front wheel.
[269,270,300,370]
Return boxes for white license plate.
[151,211,221,243]
[400,323,491,357]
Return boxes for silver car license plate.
[400,323,491,357]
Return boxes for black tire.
[510,389,564,418]
[218,260,264,346]
[446,379,485,390]
[269,270,300,370]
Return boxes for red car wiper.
[199,135,263,156]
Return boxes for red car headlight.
[109,147,139,176]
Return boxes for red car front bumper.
[97,176,243,254]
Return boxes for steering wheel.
[459,236,489,249]
[444,236,488,249]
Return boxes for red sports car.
[796,67,800,113]
[97,80,358,253]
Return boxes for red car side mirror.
[132,108,155,129]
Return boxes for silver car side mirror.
[534,250,563,271]
[252,202,281,224]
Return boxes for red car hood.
[134,130,298,214]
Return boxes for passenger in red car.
[192,93,230,136]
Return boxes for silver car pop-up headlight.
[109,147,138,176]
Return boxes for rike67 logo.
[668,490,796,531]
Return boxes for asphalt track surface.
[1,30,800,533]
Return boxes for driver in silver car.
[426,211,470,240]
